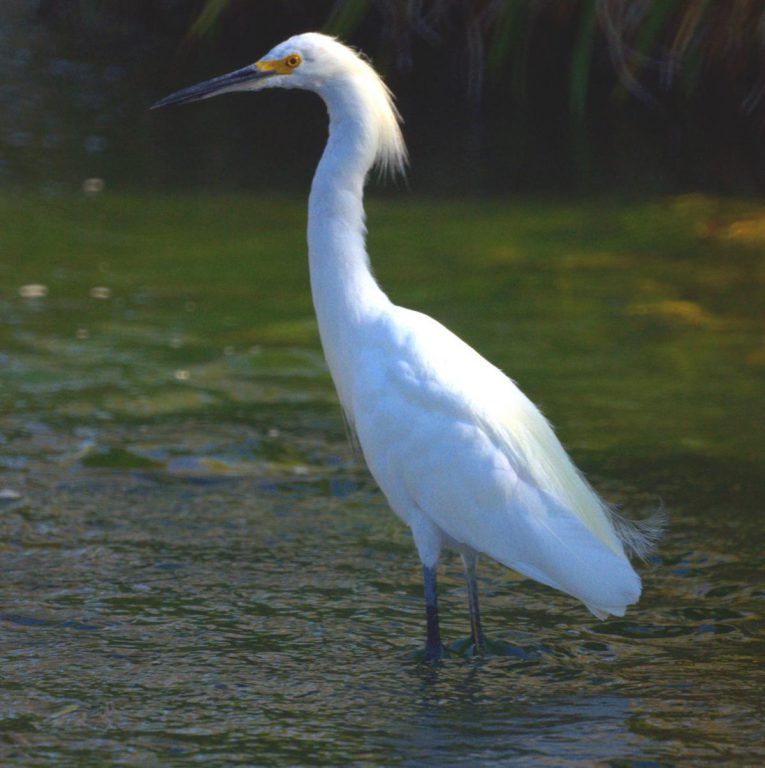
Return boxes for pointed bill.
[151,62,278,109]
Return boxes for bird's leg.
[462,552,487,653]
[422,564,444,661]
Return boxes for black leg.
[462,552,487,653]
[423,564,444,661]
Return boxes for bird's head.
[152,33,407,177]
[153,33,374,107]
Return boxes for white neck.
[307,75,391,410]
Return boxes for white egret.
[154,33,661,660]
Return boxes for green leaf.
[187,0,231,41]
[570,0,598,119]
[322,0,374,37]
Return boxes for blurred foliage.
[171,0,765,116]
[8,0,761,193]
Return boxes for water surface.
[1,194,764,765]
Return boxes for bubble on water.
[19,284,48,298]
[82,177,105,195]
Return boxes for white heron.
[154,33,660,660]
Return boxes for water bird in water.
[154,33,661,660]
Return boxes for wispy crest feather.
[343,42,408,179]
[371,76,408,178]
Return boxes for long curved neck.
[308,77,390,405]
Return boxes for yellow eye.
[284,54,302,69]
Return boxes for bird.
[153,33,661,660]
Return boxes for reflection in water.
[394,679,641,766]
[1,195,764,765]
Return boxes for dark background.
[3,0,764,196]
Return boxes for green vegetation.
[1,193,762,464]
[183,0,765,114]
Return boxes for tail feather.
[495,479,643,617]
[608,503,667,562]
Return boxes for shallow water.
[1,194,764,765]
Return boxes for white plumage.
[154,32,660,658]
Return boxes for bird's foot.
[469,635,488,658]
[423,641,445,663]
[449,636,484,658]
[449,635,530,659]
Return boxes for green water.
[1,193,764,766]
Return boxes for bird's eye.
[284,54,302,69]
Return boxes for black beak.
[151,63,276,109]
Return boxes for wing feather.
[351,308,653,616]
